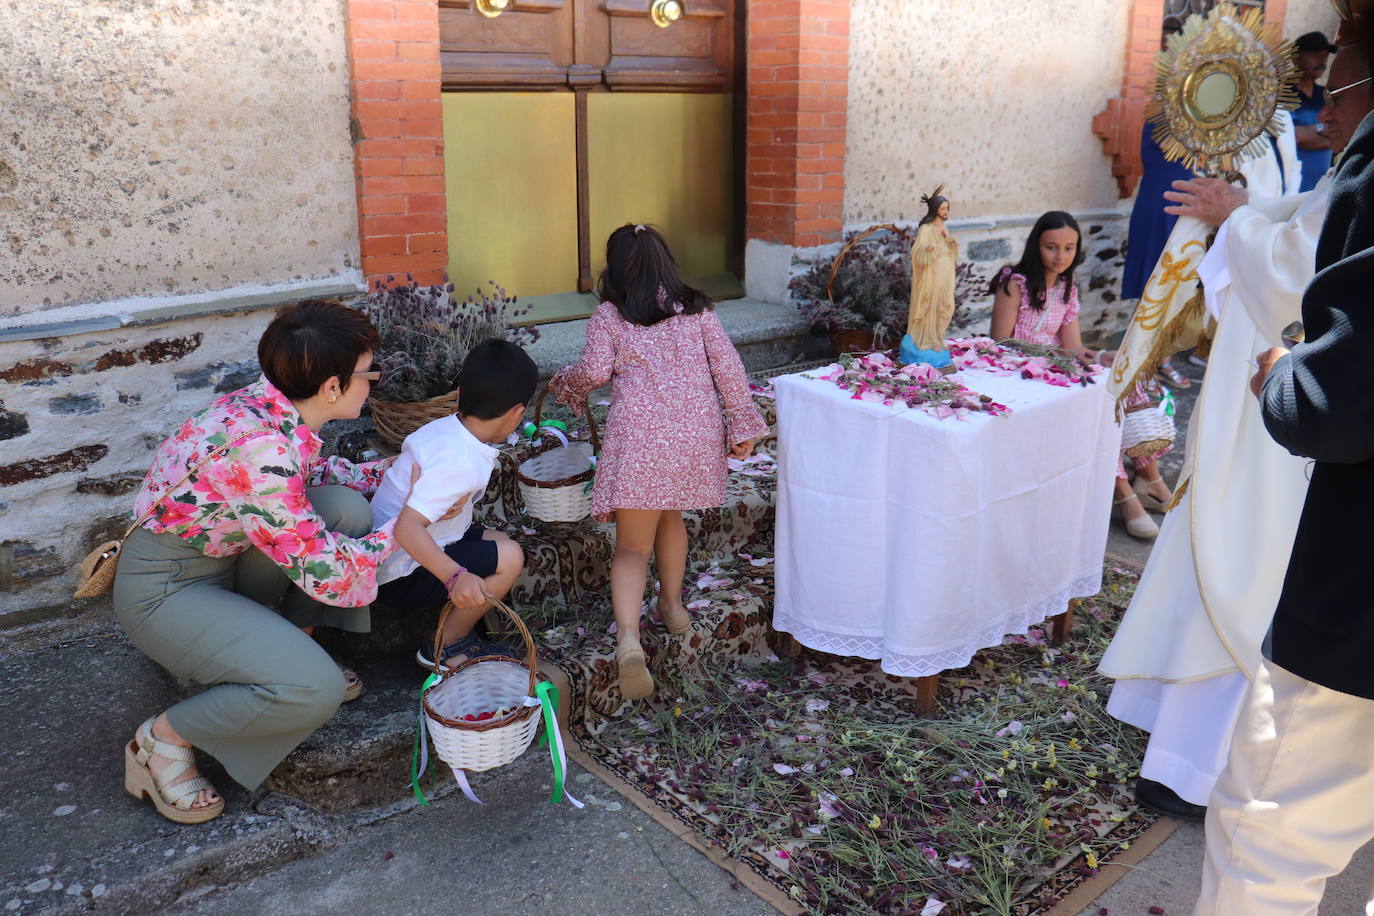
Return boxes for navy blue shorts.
[377,524,499,610]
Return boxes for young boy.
[370,339,537,670]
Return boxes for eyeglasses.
[1328,75,1373,107]
[352,367,384,383]
[1331,0,1352,23]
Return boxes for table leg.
[1049,600,1077,647]
[916,675,940,716]
[775,633,804,658]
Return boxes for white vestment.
[1100,146,1321,805]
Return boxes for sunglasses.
[352,366,384,383]
[1332,0,1352,22]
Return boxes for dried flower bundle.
[361,276,540,403]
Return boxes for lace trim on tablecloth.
[772,573,1102,678]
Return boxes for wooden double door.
[439,0,742,322]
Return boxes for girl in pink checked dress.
[550,224,768,701]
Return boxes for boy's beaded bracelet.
[444,566,468,594]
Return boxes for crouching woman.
[114,299,402,823]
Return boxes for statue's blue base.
[899,335,953,368]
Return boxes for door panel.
[587,92,733,282]
[439,0,740,321]
[442,93,580,298]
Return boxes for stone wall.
[0,0,360,318]
[1283,0,1340,39]
[843,0,1130,225]
[0,311,278,637]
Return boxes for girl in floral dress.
[989,210,1173,540]
[551,224,768,700]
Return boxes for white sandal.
[1114,494,1159,540]
[124,717,224,824]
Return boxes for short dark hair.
[457,339,537,420]
[258,299,380,400]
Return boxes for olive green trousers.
[113,485,373,789]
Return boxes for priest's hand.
[1250,346,1290,398]
[1163,178,1249,228]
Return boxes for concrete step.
[524,296,828,378]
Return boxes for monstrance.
[1109,3,1299,415]
[1147,2,1298,177]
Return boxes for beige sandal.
[659,605,691,635]
[1132,475,1173,513]
[1114,494,1159,540]
[616,643,655,700]
[339,664,363,703]
[124,717,224,825]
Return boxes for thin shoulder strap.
[121,431,260,540]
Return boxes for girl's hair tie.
[634,224,646,234]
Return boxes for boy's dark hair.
[596,223,714,327]
[988,210,1084,311]
[258,299,380,400]
[457,339,537,419]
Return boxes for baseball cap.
[1295,31,1339,54]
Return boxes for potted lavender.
[360,277,538,449]
[789,226,913,355]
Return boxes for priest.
[1096,57,1370,820]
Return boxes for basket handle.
[432,592,539,699]
[825,223,904,301]
[532,387,600,454]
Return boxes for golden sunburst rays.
[1147,2,1299,175]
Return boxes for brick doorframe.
[342,0,853,290]
[344,0,449,289]
[1093,0,1289,199]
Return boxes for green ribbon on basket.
[410,670,442,805]
[522,419,569,440]
[533,680,584,807]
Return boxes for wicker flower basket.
[423,596,543,775]
[823,223,905,356]
[517,389,600,523]
[1122,401,1176,459]
[370,389,461,451]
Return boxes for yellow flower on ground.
[673,707,682,717]
[1086,850,1099,869]
[867,815,882,829]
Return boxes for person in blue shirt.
[1291,31,1339,192]
[1121,16,1195,388]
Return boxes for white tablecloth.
[772,367,1119,677]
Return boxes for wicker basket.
[1122,401,1176,459]
[823,223,904,355]
[423,596,542,775]
[370,389,461,451]
[517,389,600,523]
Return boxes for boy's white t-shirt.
[370,415,500,585]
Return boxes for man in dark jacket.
[1195,3,1374,912]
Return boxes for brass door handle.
[650,0,682,27]
[475,0,511,17]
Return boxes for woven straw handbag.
[1121,393,1176,459]
[74,434,253,598]
[516,389,599,523]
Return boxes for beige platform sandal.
[659,605,691,635]
[616,643,655,700]
[339,664,363,703]
[1114,493,1159,540]
[124,717,224,825]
